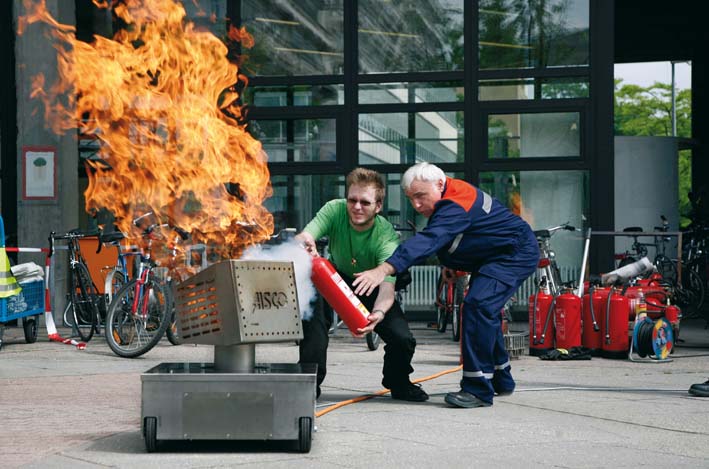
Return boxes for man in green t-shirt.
[296,168,428,402]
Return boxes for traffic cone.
[0,215,21,298]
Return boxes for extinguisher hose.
[539,295,556,345]
[315,365,463,418]
[588,285,600,332]
[532,291,539,343]
[605,288,614,344]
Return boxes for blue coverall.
[387,178,539,403]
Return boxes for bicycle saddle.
[100,231,125,245]
[622,226,643,232]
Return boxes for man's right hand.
[295,232,319,257]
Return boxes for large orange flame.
[19,0,273,260]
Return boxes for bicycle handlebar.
[48,229,101,258]
[534,222,579,239]
[132,212,189,242]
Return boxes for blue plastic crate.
[0,280,45,323]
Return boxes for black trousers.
[298,272,417,390]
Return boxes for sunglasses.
[346,197,377,207]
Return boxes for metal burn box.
[174,259,303,345]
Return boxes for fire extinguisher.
[310,257,370,334]
[602,288,630,359]
[554,291,582,350]
[582,286,608,355]
[528,291,555,356]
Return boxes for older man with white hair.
[354,162,539,408]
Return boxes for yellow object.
[0,248,21,299]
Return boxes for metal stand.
[140,260,317,453]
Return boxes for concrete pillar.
[14,0,79,319]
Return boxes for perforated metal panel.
[174,260,302,345]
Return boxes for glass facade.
[359,82,464,104]
[487,112,581,158]
[240,0,344,76]
[358,112,464,165]
[250,118,337,163]
[480,169,589,270]
[478,0,589,70]
[238,0,591,229]
[75,0,594,248]
[358,0,465,74]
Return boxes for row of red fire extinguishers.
[529,233,680,359]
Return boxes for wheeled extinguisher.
[554,291,582,349]
[582,286,608,355]
[528,291,555,356]
[601,288,630,359]
[310,257,370,334]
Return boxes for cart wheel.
[297,416,312,453]
[144,417,159,453]
[366,331,380,351]
[23,317,38,344]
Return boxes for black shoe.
[316,386,321,399]
[444,390,492,408]
[495,387,515,397]
[689,380,709,397]
[390,383,429,402]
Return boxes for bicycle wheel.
[681,267,706,313]
[435,274,448,333]
[366,331,380,350]
[105,278,170,358]
[101,270,126,333]
[451,277,466,342]
[164,282,182,345]
[71,263,99,342]
[165,308,182,345]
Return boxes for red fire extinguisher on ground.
[310,257,370,334]
[602,288,630,359]
[554,291,582,349]
[529,291,555,356]
[582,286,608,355]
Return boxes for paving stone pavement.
[1,318,708,468]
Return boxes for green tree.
[614,79,693,227]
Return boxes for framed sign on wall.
[22,146,57,200]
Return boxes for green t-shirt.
[303,199,399,283]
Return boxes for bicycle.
[534,222,580,296]
[154,228,193,346]
[50,230,103,342]
[434,266,469,342]
[618,216,705,314]
[103,213,184,358]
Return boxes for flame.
[19,0,273,261]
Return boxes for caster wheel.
[298,416,312,453]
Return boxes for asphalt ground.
[1,317,708,468]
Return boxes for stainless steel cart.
[141,259,316,452]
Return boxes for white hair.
[401,162,446,191]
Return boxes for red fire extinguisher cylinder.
[554,292,582,350]
[310,257,371,334]
[528,291,555,356]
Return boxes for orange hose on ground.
[315,365,463,417]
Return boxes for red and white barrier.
[6,246,86,350]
